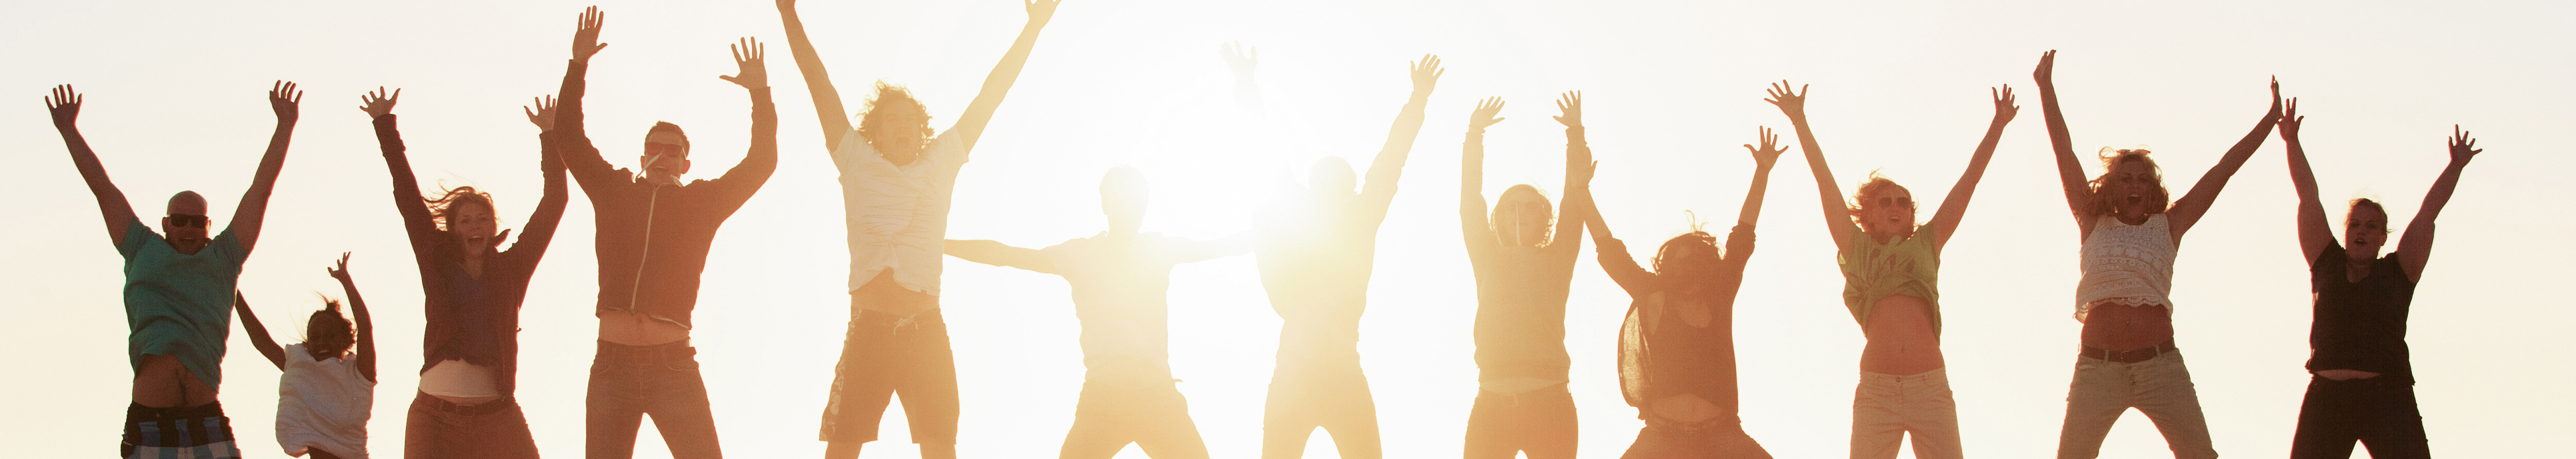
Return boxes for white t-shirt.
[276,343,374,458]
[833,129,971,296]
[1043,233,1242,388]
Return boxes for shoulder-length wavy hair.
[424,185,497,233]
[2088,148,2170,216]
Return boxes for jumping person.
[774,1,1061,458]
[365,81,569,457]
[2031,50,2281,459]
[47,81,299,459]
[1767,80,2016,459]
[551,7,778,458]
[943,167,1245,459]
[1572,121,1788,458]
[2278,104,2481,459]
[1253,55,1441,459]
[233,253,377,459]
[1455,93,1593,459]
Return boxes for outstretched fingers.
[2449,125,2481,161]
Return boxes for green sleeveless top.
[1837,226,1941,334]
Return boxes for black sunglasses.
[167,213,209,229]
[1875,196,1913,209]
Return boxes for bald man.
[46,82,301,458]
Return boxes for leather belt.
[597,338,696,365]
[2080,340,2178,364]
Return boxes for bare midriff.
[2079,301,2174,352]
[1650,394,1724,422]
[599,311,690,346]
[1860,294,1944,375]
[131,354,219,408]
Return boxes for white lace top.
[833,129,969,296]
[2075,214,2176,319]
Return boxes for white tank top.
[2075,214,2176,319]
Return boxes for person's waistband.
[596,338,697,365]
[1642,413,1747,436]
[126,402,225,422]
[1858,366,1949,382]
[409,392,518,416]
[2080,340,2179,364]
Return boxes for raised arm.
[775,0,856,152]
[361,89,445,261]
[231,292,287,370]
[553,7,623,191]
[508,96,572,259]
[1460,97,1504,256]
[701,38,781,205]
[1573,181,1653,298]
[227,81,302,253]
[950,0,1061,153]
[1222,41,1261,110]
[327,253,377,382]
[1767,81,1853,252]
[1739,126,1787,229]
[2034,51,2099,234]
[2279,99,2334,266]
[944,239,1058,274]
[2165,77,2283,242]
[1926,86,2018,250]
[1357,55,1443,222]
[45,85,139,247]
[1549,93,1596,256]
[2399,127,2481,282]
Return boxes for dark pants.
[1463,385,1577,459]
[1261,360,1381,459]
[2289,376,2430,459]
[405,394,539,459]
[122,402,241,459]
[820,306,961,445]
[1619,416,1772,459]
[587,340,723,459]
[1060,378,1211,459]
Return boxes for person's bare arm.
[775,0,857,152]
[944,239,1058,274]
[1739,126,1787,228]
[705,38,781,203]
[2279,99,2333,266]
[951,0,1062,153]
[45,85,139,247]
[327,253,377,382]
[1766,81,1853,252]
[1572,180,1652,297]
[2399,127,2481,282]
[231,292,287,370]
[1550,93,1595,257]
[1461,97,1503,256]
[1357,55,1443,223]
[2165,77,2283,242]
[227,81,302,254]
[2033,51,2099,237]
[1927,86,2018,250]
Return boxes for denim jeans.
[2288,375,2429,459]
[1850,368,1963,459]
[587,340,722,459]
[1464,384,1577,459]
[2055,350,2215,459]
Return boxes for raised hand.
[2033,50,2057,87]
[719,37,769,90]
[269,81,303,122]
[573,6,609,62]
[2277,97,2303,139]
[1026,0,1061,27]
[326,252,352,280]
[2447,125,2481,164]
[523,95,559,131]
[1553,91,1582,129]
[357,87,399,119]
[1991,85,2019,123]
[1409,54,1444,95]
[1764,81,1807,118]
[1220,41,1257,78]
[1743,126,1786,167]
[45,84,81,126]
[1467,97,1505,130]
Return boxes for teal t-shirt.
[119,221,247,389]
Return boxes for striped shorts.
[121,402,241,459]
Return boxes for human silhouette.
[2277,105,2481,459]
[775,1,1063,458]
[943,167,1243,459]
[46,81,299,459]
[1251,55,1441,459]
[1572,123,1784,459]
[364,82,568,458]
[551,7,778,459]
[1768,80,2016,459]
[232,253,378,459]
[1453,93,1593,459]
[2031,50,2282,459]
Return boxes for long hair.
[423,185,497,232]
[857,81,933,148]
[2088,148,2171,216]
[1846,171,1909,226]
[1490,185,1555,246]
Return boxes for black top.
[1601,223,1754,415]
[373,114,569,395]
[2307,243,2416,383]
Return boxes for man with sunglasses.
[46,81,303,458]
[549,8,777,459]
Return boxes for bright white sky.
[4,1,2570,458]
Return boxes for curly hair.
[857,81,934,149]
[1846,171,1911,226]
[2087,148,2170,216]
[424,185,498,232]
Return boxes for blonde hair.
[1846,171,1910,226]
[857,81,933,148]
[2088,147,2169,216]
[1490,185,1555,245]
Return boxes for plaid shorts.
[121,402,241,459]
